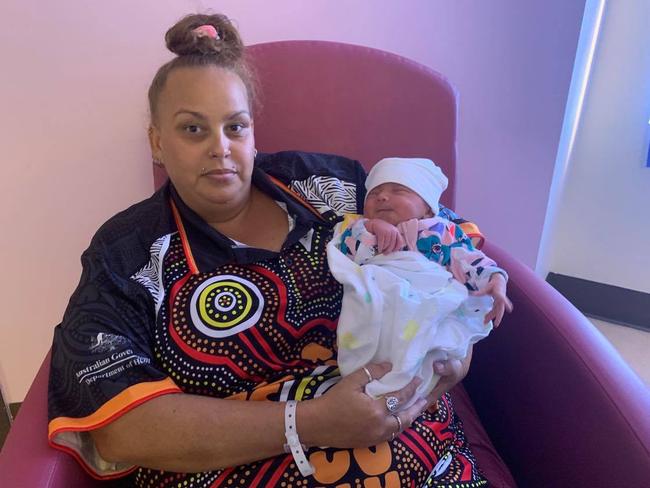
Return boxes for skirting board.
[546,272,650,332]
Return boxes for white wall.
[0,0,583,402]
[544,0,650,293]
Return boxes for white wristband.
[284,400,314,477]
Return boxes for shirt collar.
[169,166,329,272]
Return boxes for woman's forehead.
[159,66,249,115]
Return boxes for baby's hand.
[475,273,513,327]
[365,219,405,254]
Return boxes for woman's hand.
[476,273,513,327]
[425,346,473,408]
[300,363,427,448]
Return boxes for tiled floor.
[590,318,650,387]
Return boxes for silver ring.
[362,366,373,384]
[391,413,403,432]
[385,395,400,413]
[390,431,396,441]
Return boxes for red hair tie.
[193,24,219,40]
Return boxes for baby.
[327,157,512,410]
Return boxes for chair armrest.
[464,242,650,487]
[0,352,104,488]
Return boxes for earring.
[254,148,258,158]
[152,158,163,167]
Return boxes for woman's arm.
[91,363,428,472]
[91,392,286,473]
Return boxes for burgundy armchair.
[2,41,649,488]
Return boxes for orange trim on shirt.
[267,174,327,221]
[458,222,485,250]
[47,442,137,480]
[48,377,181,436]
[170,199,199,274]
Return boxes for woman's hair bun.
[165,13,243,62]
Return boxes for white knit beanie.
[365,157,448,215]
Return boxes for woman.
[48,13,485,487]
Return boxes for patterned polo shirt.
[48,151,487,487]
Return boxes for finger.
[382,376,423,412]
[505,296,514,313]
[427,382,447,406]
[390,232,400,252]
[396,397,428,431]
[360,366,374,384]
[427,362,463,406]
[484,308,496,324]
[433,358,462,377]
[473,286,491,296]
[397,234,406,250]
[493,306,504,328]
[376,234,386,253]
[391,235,402,253]
[362,362,392,383]
[382,235,391,254]
[386,233,396,253]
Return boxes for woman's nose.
[208,132,231,158]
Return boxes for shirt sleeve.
[438,204,485,249]
[47,248,181,479]
[443,222,508,291]
[332,214,379,264]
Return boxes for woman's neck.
[207,187,289,251]
[202,187,259,235]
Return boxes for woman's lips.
[203,169,237,181]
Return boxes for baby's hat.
[365,157,449,214]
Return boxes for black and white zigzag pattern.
[290,176,358,216]
[130,234,172,313]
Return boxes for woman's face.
[365,183,432,225]
[149,66,255,217]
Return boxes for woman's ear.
[148,125,163,165]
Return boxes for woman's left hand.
[425,346,473,409]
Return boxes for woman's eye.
[228,123,248,134]
[184,125,203,134]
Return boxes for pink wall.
[0,0,584,402]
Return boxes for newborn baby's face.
[365,183,433,225]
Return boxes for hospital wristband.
[284,400,314,477]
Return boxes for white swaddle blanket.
[327,230,493,411]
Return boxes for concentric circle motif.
[189,274,264,338]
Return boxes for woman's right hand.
[299,363,428,448]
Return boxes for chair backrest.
[155,40,458,209]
